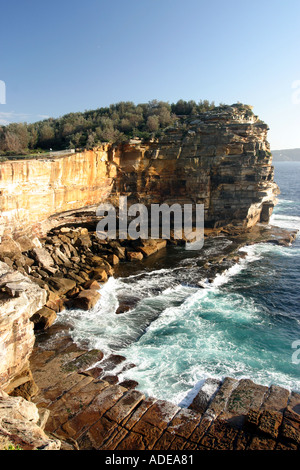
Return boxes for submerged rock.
[127,251,144,261]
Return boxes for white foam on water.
[198,244,261,290]
[276,198,295,206]
[58,193,300,406]
[270,213,300,231]
[58,266,197,356]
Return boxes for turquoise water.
[59,162,300,406]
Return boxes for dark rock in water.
[116,304,133,315]
[119,379,139,390]
[189,378,221,414]
[119,362,136,373]
[101,375,119,385]
[116,297,138,314]
[99,354,126,371]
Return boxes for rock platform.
[29,324,300,451]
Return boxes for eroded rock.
[70,289,101,311]
[0,390,60,450]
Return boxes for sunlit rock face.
[0,104,279,402]
[0,146,116,238]
[0,104,278,240]
[111,104,279,229]
[0,261,46,391]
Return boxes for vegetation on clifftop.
[0,99,217,156]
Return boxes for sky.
[0,0,300,150]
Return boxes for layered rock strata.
[0,261,46,393]
[28,327,300,451]
[0,222,171,391]
[0,103,288,450]
[112,105,279,229]
[0,104,278,240]
[0,390,60,450]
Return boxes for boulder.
[89,267,108,283]
[14,235,35,252]
[110,244,126,260]
[138,244,158,258]
[84,279,101,290]
[45,291,65,313]
[54,247,72,267]
[32,247,56,273]
[48,277,76,296]
[71,289,101,310]
[0,238,23,261]
[31,306,57,330]
[136,239,167,257]
[127,251,143,261]
[74,231,92,249]
[119,379,139,390]
[107,253,120,265]
[0,390,61,450]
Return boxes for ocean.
[59,162,300,406]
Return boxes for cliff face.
[0,146,116,238]
[0,104,278,240]
[0,261,46,391]
[0,104,279,391]
[112,104,278,229]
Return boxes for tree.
[38,123,55,147]
[146,115,159,132]
[0,98,218,155]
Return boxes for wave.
[276,198,295,206]
[270,213,300,231]
[198,244,261,289]
[55,164,300,405]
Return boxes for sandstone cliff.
[0,103,279,412]
[0,261,46,391]
[0,103,279,390]
[113,104,278,229]
[0,104,278,240]
[0,390,60,450]
[0,104,293,451]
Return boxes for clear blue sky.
[0,0,299,149]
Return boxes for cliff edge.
[0,104,279,239]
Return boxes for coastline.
[24,222,298,450]
[0,122,297,450]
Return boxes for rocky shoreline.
[0,220,298,450]
[0,104,297,450]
